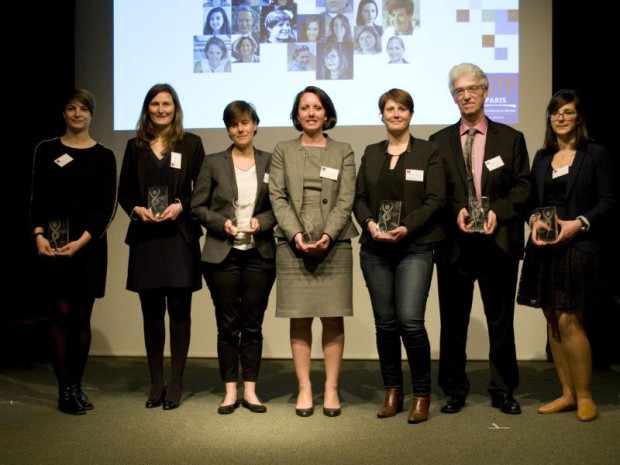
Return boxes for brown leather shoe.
[376,388,404,418]
[408,396,430,424]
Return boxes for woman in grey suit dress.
[269,86,359,418]
[191,101,275,415]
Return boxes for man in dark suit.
[429,63,531,415]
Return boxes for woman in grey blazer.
[269,86,359,418]
[191,101,275,415]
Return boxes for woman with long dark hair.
[118,83,205,410]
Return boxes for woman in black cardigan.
[118,83,205,410]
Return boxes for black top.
[30,138,117,297]
[118,133,205,292]
[543,166,568,219]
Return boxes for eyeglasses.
[548,110,577,121]
[453,84,485,98]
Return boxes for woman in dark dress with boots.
[30,88,117,414]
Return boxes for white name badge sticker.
[552,165,569,179]
[170,152,182,169]
[485,156,505,171]
[320,166,339,181]
[406,169,424,182]
[263,173,269,183]
[54,154,74,167]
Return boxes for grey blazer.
[269,136,359,242]
[190,146,275,264]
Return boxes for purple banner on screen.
[485,73,518,124]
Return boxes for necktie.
[464,128,476,199]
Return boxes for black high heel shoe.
[145,387,166,409]
[295,406,314,417]
[163,398,180,410]
[322,406,341,417]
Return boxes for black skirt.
[517,244,605,334]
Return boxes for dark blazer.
[190,146,276,264]
[430,118,531,262]
[353,135,446,246]
[118,132,205,246]
[528,142,615,255]
[269,136,359,242]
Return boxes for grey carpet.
[1,358,619,465]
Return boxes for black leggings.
[50,293,95,390]
[139,288,192,401]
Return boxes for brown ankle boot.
[377,388,404,418]
[408,396,430,424]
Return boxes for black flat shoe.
[163,399,180,410]
[322,407,341,417]
[242,399,267,413]
[217,401,240,415]
[295,406,314,417]
[145,387,166,409]
[440,395,465,414]
[491,393,521,415]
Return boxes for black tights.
[139,288,192,402]
[50,294,95,390]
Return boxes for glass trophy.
[536,206,558,243]
[300,207,322,244]
[377,200,402,233]
[232,199,252,231]
[48,219,69,249]
[468,196,489,232]
[147,185,169,218]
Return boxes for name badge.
[263,173,270,183]
[320,166,339,181]
[552,165,569,179]
[485,156,504,171]
[54,153,74,167]
[405,169,424,182]
[170,152,182,169]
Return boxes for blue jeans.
[360,247,433,395]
